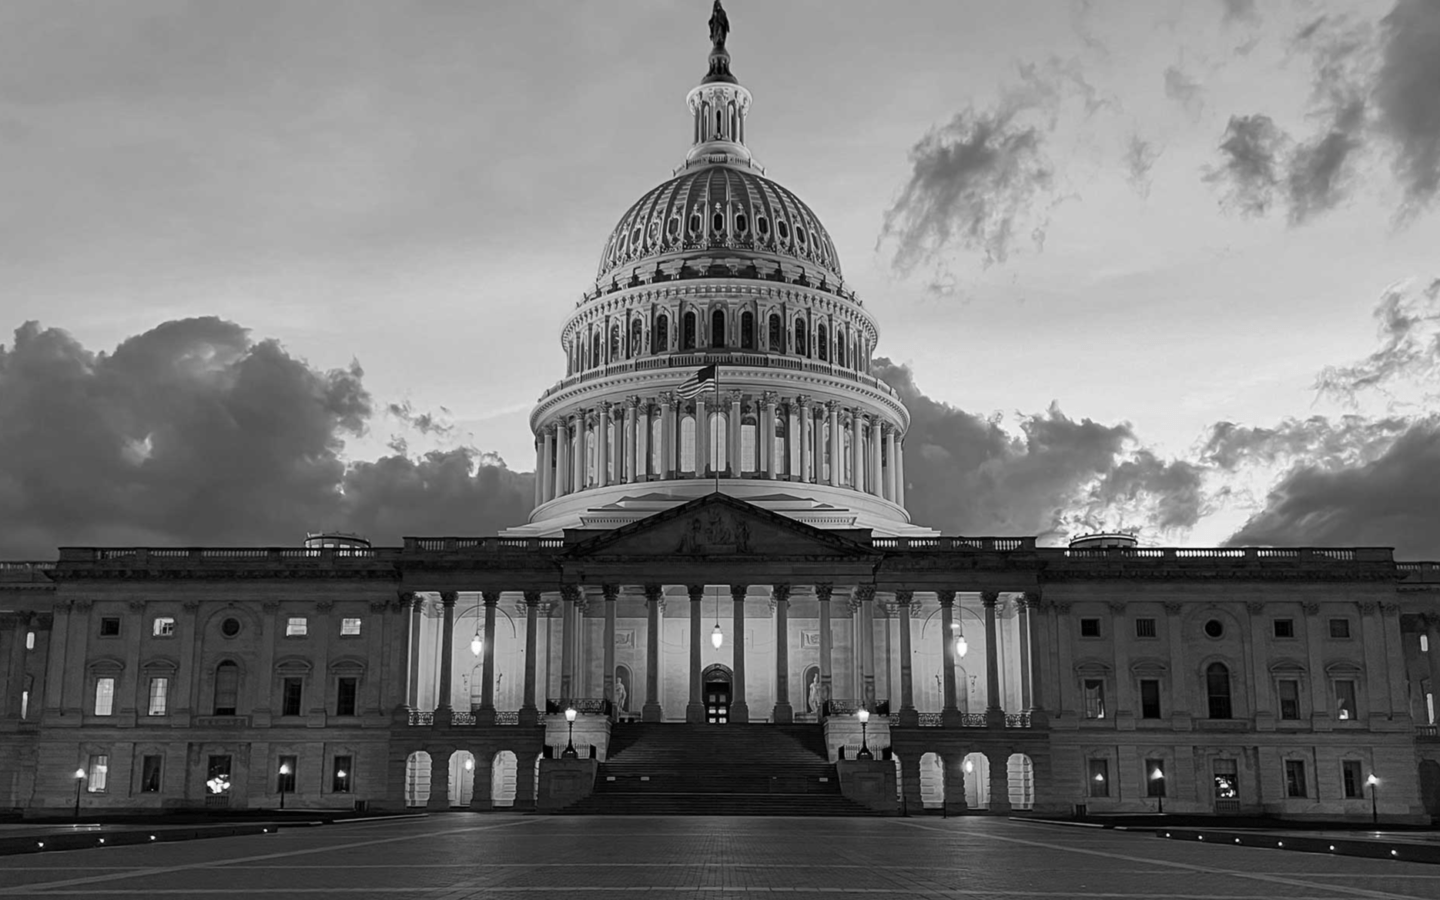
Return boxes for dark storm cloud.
[1201,415,1412,471]
[0,319,532,557]
[1124,135,1162,198]
[875,359,1203,541]
[1226,417,1440,557]
[1313,277,1440,402]
[1204,114,1289,217]
[1373,0,1440,219]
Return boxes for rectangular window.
[1342,760,1364,799]
[213,664,239,716]
[341,617,362,636]
[1140,679,1161,719]
[333,755,353,793]
[206,755,232,796]
[1083,679,1106,719]
[336,677,358,716]
[1134,618,1157,638]
[278,755,297,793]
[282,678,303,717]
[1284,760,1307,798]
[140,755,163,793]
[147,676,169,716]
[94,677,115,716]
[1213,759,1238,799]
[87,754,109,793]
[1146,758,1166,797]
[286,617,308,637]
[99,617,120,637]
[152,616,175,637]
[1273,618,1294,638]
[1080,618,1101,638]
[1335,679,1357,720]
[1329,618,1351,639]
[1278,679,1300,720]
[1088,759,1109,797]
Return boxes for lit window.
[152,617,176,637]
[333,755,353,793]
[1213,759,1238,799]
[147,677,169,716]
[1422,634,1430,653]
[1088,759,1109,797]
[26,631,35,650]
[94,677,115,716]
[277,756,297,794]
[341,618,362,636]
[286,617,308,637]
[87,754,109,793]
[1334,679,1357,720]
[1146,759,1166,797]
[1083,679,1106,719]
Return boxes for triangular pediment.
[562,493,877,560]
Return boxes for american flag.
[675,364,718,400]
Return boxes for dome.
[595,166,844,288]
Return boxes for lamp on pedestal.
[562,706,579,758]
[1367,773,1379,828]
[1150,766,1164,814]
[856,708,872,760]
[73,768,86,819]
[278,762,291,810]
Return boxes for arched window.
[654,314,669,353]
[590,332,601,369]
[711,310,726,348]
[768,314,782,351]
[836,329,847,367]
[740,312,755,350]
[712,211,725,235]
[609,325,621,362]
[1206,663,1232,719]
[794,319,808,356]
[817,324,829,361]
[683,312,697,350]
[213,661,239,715]
[629,319,642,358]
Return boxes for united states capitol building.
[2,6,1438,823]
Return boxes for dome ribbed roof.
[596,166,843,285]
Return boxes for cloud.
[1219,0,1259,25]
[1201,415,1413,472]
[1312,276,1440,403]
[875,359,1203,543]
[0,318,532,557]
[1124,134,1163,198]
[387,399,455,437]
[1204,114,1289,216]
[1373,0,1440,219]
[1163,66,1204,118]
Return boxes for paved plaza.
[0,816,1437,899]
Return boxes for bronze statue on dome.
[709,0,730,52]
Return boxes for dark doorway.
[703,664,732,724]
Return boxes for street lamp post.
[562,706,578,758]
[856,708,873,760]
[72,768,85,819]
[1151,767,1165,814]
[278,763,291,810]
[1367,773,1379,828]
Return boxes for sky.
[2,0,1439,558]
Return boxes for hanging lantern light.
[470,622,483,658]
[711,586,723,649]
[951,620,968,658]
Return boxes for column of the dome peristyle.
[796,397,812,484]
[983,591,1003,725]
[896,590,918,726]
[633,398,650,482]
[479,591,499,721]
[730,584,749,722]
[938,590,960,726]
[686,584,705,723]
[762,392,779,479]
[597,402,611,488]
[727,391,742,477]
[436,592,457,723]
[896,433,907,507]
[622,400,637,483]
[850,409,863,491]
[883,424,898,502]
[643,584,663,722]
[868,417,882,497]
[576,410,589,490]
[772,584,793,723]
[541,425,556,502]
[660,393,677,479]
[826,401,841,487]
[533,438,542,507]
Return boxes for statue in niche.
[614,670,629,713]
[807,671,821,714]
[709,0,730,51]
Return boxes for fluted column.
[797,397,812,483]
[883,424,897,501]
[436,592,458,722]
[598,403,612,487]
[403,593,423,710]
[850,409,863,490]
[541,425,556,501]
[982,591,1002,725]
[896,590,917,725]
[559,585,577,700]
[623,399,638,483]
[643,584,663,722]
[687,584,705,723]
[857,585,877,708]
[479,591,499,720]
[763,392,779,479]
[868,418,883,495]
[696,399,711,477]
[1016,594,1033,713]
[602,584,618,719]
[825,401,840,486]
[773,584,793,723]
[521,591,540,725]
[728,391,742,476]
[896,435,906,507]
[533,439,543,507]
[555,422,569,495]
[939,590,959,725]
[636,400,650,481]
[661,393,677,479]
[730,584,749,722]
[816,583,833,715]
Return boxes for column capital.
[686,584,706,603]
[814,582,834,602]
[730,584,748,602]
[724,389,743,405]
[1245,600,1266,615]
[895,588,914,604]
[542,422,557,436]
[599,399,614,415]
[854,584,876,603]
[980,591,1000,607]
[625,395,644,410]
[761,390,780,407]
[439,591,459,608]
[1301,600,1321,615]
[602,583,620,602]
[643,583,665,602]
[523,590,542,607]
[771,583,791,604]
[824,399,841,413]
[795,394,812,411]
[659,391,679,410]
[482,590,501,606]
[936,589,956,607]
[1020,590,1042,608]
[396,590,419,610]
[560,584,581,604]
[1357,600,1379,615]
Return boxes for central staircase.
[556,722,886,815]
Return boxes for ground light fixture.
[562,706,579,757]
[1367,773,1379,827]
[278,762,291,809]
[856,708,872,759]
[72,768,85,819]
[964,758,974,774]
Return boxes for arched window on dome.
[716,108,723,140]
[683,312,697,350]
[756,216,770,239]
[735,212,748,236]
[728,101,737,141]
[651,415,664,476]
[777,220,791,243]
[711,310,726,349]
[740,312,755,350]
[768,314,782,352]
[794,318,808,356]
[609,325,621,363]
[688,212,701,237]
[741,414,757,475]
[667,216,680,240]
[836,328,847,367]
[712,210,725,237]
[629,319,642,359]
[680,414,696,474]
[654,314,669,353]
[591,331,601,370]
[817,324,829,362]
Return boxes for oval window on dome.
[777,220,790,241]
[667,217,680,238]
[796,227,807,245]
[631,227,641,246]
[648,221,659,242]
[688,214,701,235]
[756,216,769,236]
[735,213,748,234]
[712,212,725,234]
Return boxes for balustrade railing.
[545,698,610,715]
[870,536,1036,552]
[1417,724,1438,741]
[494,711,520,725]
[408,710,434,726]
[1004,713,1031,728]
[960,713,988,728]
[451,711,476,725]
[917,713,943,727]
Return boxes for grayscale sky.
[3,0,1439,557]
